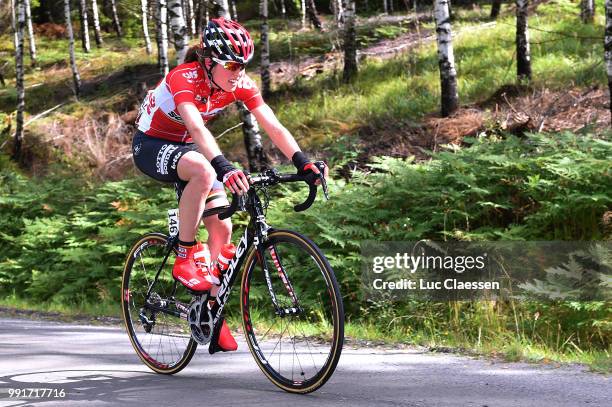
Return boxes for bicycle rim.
[241,230,344,393]
[121,233,197,374]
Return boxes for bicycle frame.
[141,186,294,354]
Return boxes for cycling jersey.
[136,61,264,143]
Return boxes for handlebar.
[218,161,328,220]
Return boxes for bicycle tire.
[240,229,344,394]
[121,233,198,374]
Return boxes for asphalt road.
[0,318,609,407]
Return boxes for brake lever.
[314,161,329,200]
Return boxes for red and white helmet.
[201,18,254,64]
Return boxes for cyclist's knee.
[177,152,216,189]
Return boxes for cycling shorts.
[131,130,227,210]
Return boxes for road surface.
[0,318,609,406]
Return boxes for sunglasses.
[212,57,246,72]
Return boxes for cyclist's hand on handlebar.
[223,169,250,195]
[292,151,328,186]
[211,154,251,195]
[301,162,328,186]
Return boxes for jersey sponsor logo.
[146,94,156,115]
[238,76,255,89]
[156,144,179,175]
[182,70,198,83]
[166,110,184,123]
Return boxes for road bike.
[121,163,344,394]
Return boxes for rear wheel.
[240,230,344,393]
[121,233,197,374]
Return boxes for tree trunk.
[24,0,36,66]
[213,0,231,18]
[91,0,104,46]
[78,0,91,52]
[159,0,170,75]
[65,0,82,98]
[187,0,196,35]
[342,0,357,82]
[280,0,286,19]
[306,0,322,30]
[196,0,207,34]
[14,0,26,160]
[110,0,122,37]
[301,0,306,29]
[236,102,269,172]
[490,0,502,20]
[390,0,394,13]
[336,0,345,27]
[141,0,153,55]
[383,0,388,14]
[434,0,458,117]
[260,0,271,98]
[605,1,612,122]
[581,0,595,24]
[230,0,237,19]
[516,0,531,82]
[168,0,189,64]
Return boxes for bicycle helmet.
[200,18,254,64]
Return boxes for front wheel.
[240,230,344,394]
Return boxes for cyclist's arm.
[250,104,301,159]
[177,102,222,161]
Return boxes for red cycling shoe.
[218,319,238,351]
[172,243,214,292]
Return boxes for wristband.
[291,151,310,172]
[210,155,235,182]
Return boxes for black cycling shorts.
[131,130,226,207]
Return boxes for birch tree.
[260,0,271,98]
[91,0,104,46]
[78,0,91,53]
[581,1,595,24]
[110,0,123,37]
[332,0,344,27]
[516,0,531,81]
[158,0,170,75]
[14,0,26,159]
[434,0,458,117]
[65,0,82,97]
[383,0,388,14]
[301,0,306,29]
[342,0,357,82]
[24,0,36,66]
[605,1,612,121]
[230,0,237,19]
[196,0,208,34]
[238,102,270,171]
[141,0,152,55]
[168,0,189,64]
[280,0,286,19]
[187,0,196,35]
[490,0,502,20]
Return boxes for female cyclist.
[131,18,327,351]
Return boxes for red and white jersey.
[136,61,264,142]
